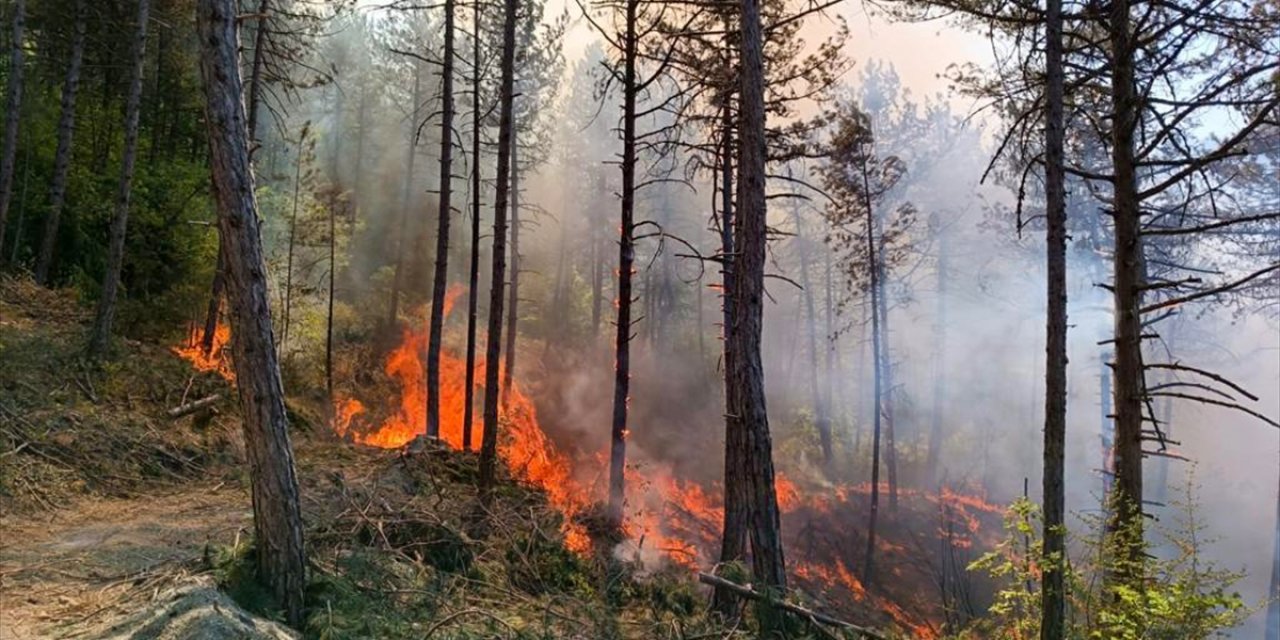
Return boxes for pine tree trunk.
[712,111,747,618]
[791,202,832,468]
[0,0,26,263]
[202,0,268,350]
[862,166,884,584]
[326,187,336,411]
[195,0,306,624]
[427,0,456,440]
[503,139,520,398]
[478,0,518,500]
[282,145,303,355]
[202,251,226,355]
[34,0,85,284]
[1040,0,1069,629]
[389,63,422,329]
[877,262,898,511]
[246,0,269,148]
[463,2,482,451]
[926,228,948,484]
[1107,0,1146,582]
[606,0,638,529]
[733,0,786,596]
[88,0,150,358]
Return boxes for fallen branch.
[166,394,221,419]
[696,572,887,639]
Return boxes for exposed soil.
[0,484,251,639]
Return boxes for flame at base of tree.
[174,320,235,382]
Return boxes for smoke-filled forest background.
[0,0,1276,637]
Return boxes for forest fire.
[174,320,235,381]
[327,301,1005,635]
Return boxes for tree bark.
[388,63,422,329]
[478,0,518,500]
[712,108,747,618]
[196,0,306,624]
[88,0,150,358]
[1040,0,1069,630]
[606,0,638,529]
[463,0,483,451]
[1107,0,1146,582]
[733,0,786,597]
[427,0,457,440]
[202,0,269,351]
[503,138,520,399]
[0,0,24,257]
[34,0,86,284]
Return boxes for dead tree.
[34,0,86,284]
[88,0,151,357]
[195,0,306,624]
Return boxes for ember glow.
[174,320,235,381]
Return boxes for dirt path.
[0,484,252,639]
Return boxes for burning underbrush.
[326,297,1006,637]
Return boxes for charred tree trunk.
[389,63,422,329]
[196,0,306,623]
[202,250,226,355]
[88,0,150,358]
[1040,0,1069,631]
[427,0,457,440]
[712,108,747,619]
[463,2,483,451]
[35,0,86,284]
[0,0,24,257]
[733,0,786,597]
[503,139,520,398]
[1107,0,1146,583]
[861,155,884,584]
[478,0,518,500]
[606,0,638,530]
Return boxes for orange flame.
[174,320,235,381]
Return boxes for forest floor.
[0,275,740,640]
